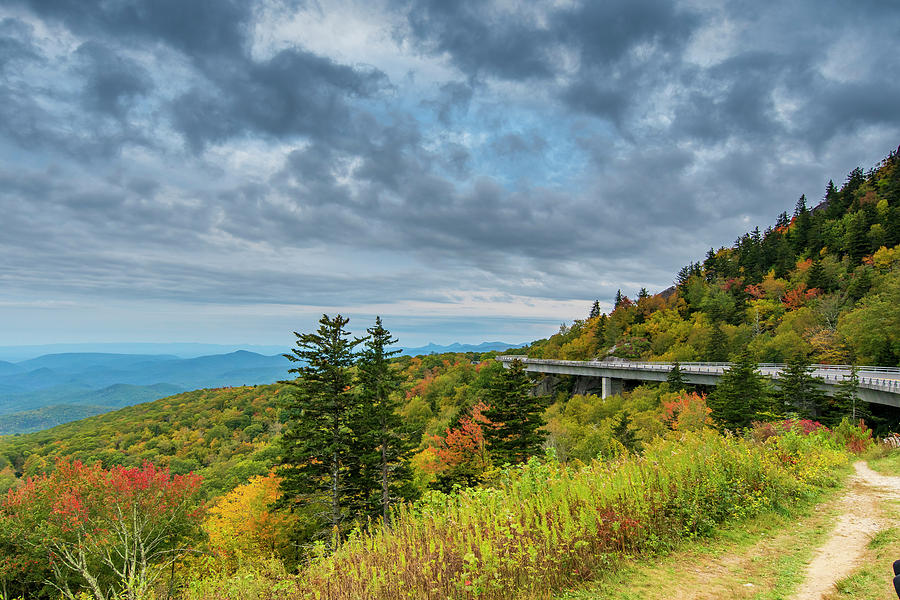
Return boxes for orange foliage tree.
[662,392,713,432]
[783,283,820,309]
[427,402,494,490]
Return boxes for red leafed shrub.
[0,459,202,600]
[750,419,828,442]
[833,418,874,454]
[744,284,764,299]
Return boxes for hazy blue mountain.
[0,351,288,395]
[0,343,287,362]
[0,351,290,433]
[0,345,523,434]
[0,361,22,376]
[17,353,179,374]
[397,341,523,356]
[0,384,93,414]
[68,383,186,408]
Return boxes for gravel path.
[792,461,900,600]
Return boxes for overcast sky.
[1,0,899,349]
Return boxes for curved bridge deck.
[496,356,900,407]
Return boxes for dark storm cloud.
[11,0,389,153]
[400,0,557,81]
[1,0,900,337]
[74,42,152,118]
[427,80,473,125]
[172,48,389,150]
[397,0,697,123]
[16,0,252,58]
[490,132,547,157]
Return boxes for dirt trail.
[792,461,900,600]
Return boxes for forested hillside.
[0,352,516,496]
[532,146,900,367]
[0,385,286,497]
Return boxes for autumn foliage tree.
[0,459,201,600]
[203,473,297,570]
[663,391,713,431]
[430,402,493,492]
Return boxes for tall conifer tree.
[777,355,824,419]
[667,361,688,391]
[354,317,417,525]
[483,359,549,465]
[708,351,771,430]
[277,314,360,542]
[825,364,867,425]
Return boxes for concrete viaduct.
[496,355,900,408]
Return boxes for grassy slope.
[559,485,844,600]
[563,451,900,600]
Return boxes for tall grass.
[186,429,849,600]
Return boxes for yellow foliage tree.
[203,473,296,568]
[871,244,900,272]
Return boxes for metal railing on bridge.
[496,355,900,393]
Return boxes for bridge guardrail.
[497,355,900,374]
[496,356,900,390]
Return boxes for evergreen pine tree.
[792,195,812,253]
[354,317,418,525]
[806,259,828,291]
[483,359,549,465]
[704,248,718,280]
[666,361,688,391]
[708,351,771,430]
[847,266,873,302]
[777,355,825,419]
[589,300,601,319]
[614,289,623,309]
[613,411,638,452]
[829,365,866,425]
[776,211,789,228]
[824,179,843,218]
[594,314,608,353]
[846,213,869,265]
[706,325,729,362]
[794,194,808,217]
[638,288,650,300]
[277,314,361,542]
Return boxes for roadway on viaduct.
[496,355,900,408]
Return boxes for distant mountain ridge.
[397,341,523,356]
[0,343,288,362]
[0,351,290,434]
[0,343,525,434]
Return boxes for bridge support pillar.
[601,377,623,399]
